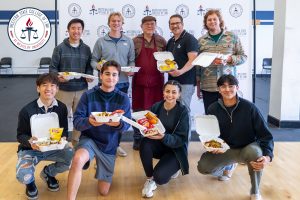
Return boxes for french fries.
[204,139,222,148]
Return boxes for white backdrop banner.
[58,0,252,115]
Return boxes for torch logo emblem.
[8,8,51,51]
[20,18,39,42]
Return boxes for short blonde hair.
[107,12,124,25]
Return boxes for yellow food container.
[49,128,63,141]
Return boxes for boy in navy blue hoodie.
[67,60,131,199]
[197,74,274,200]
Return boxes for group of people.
[16,9,274,200]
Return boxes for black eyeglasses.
[170,22,182,26]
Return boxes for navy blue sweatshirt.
[73,86,131,155]
[208,97,274,160]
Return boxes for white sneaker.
[117,146,127,157]
[250,193,262,200]
[142,179,157,198]
[171,170,180,179]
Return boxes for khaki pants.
[56,89,86,142]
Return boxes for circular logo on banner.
[68,3,82,17]
[97,25,110,37]
[176,4,189,18]
[155,26,163,36]
[7,8,51,51]
[229,4,243,18]
[122,4,135,18]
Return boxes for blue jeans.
[197,142,263,194]
[179,84,194,141]
[179,84,195,112]
[16,147,73,184]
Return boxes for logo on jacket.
[122,4,135,18]
[229,4,243,18]
[176,4,189,18]
[8,7,51,51]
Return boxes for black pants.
[201,90,220,114]
[139,138,180,185]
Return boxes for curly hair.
[203,9,225,30]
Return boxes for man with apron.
[132,16,167,150]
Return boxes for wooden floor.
[0,142,299,200]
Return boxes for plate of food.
[201,137,230,153]
[157,59,178,72]
[92,109,125,123]
[153,52,178,72]
[195,115,230,153]
[98,59,107,67]
[34,137,68,152]
[58,72,82,80]
[121,66,141,73]
[131,111,165,137]
[80,73,98,80]
[32,127,68,152]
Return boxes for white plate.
[192,52,219,67]
[58,72,82,80]
[200,137,230,153]
[131,110,165,136]
[80,73,98,79]
[121,66,141,73]
[192,53,230,67]
[92,112,122,123]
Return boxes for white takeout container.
[92,112,123,123]
[131,110,165,136]
[30,113,67,152]
[80,73,98,80]
[58,72,82,80]
[121,116,147,131]
[121,66,141,73]
[192,52,230,67]
[194,115,230,153]
[34,138,68,152]
[153,52,178,72]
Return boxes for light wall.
[255,0,274,74]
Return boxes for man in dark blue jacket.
[67,60,131,199]
[197,74,274,200]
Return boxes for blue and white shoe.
[218,163,238,181]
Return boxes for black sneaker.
[26,181,38,200]
[40,166,60,192]
[133,139,141,151]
